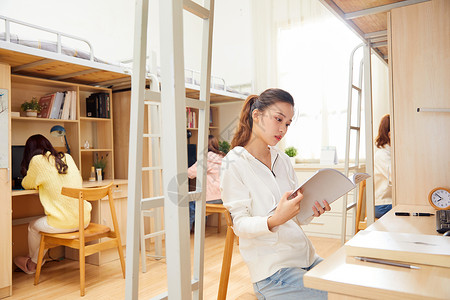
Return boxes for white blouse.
[220,146,317,283]
[374,145,392,206]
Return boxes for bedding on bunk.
[0,32,111,64]
[1,32,250,96]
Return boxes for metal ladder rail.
[341,43,364,245]
[191,0,215,299]
[126,0,214,299]
[140,100,165,273]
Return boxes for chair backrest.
[61,182,113,201]
[61,182,118,242]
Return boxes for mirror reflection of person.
[374,114,392,218]
[220,88,329,299]
[187,135,225,231]
[13,134,91,274]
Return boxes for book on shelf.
[37,94,55,118]
[269,168,370,223]
[60,91,71,120]
[69,91,77,120]
[49,92,64,119]
[86,92,110,118]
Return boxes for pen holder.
[96,168,103,182]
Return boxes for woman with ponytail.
[221,88,329,299]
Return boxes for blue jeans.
[253,257,327,299]
[189,199,222,231]
[375,204,392,218]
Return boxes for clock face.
[430,188,450,209]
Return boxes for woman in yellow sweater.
[14,134,92,274]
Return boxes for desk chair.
[205,203,236,300]
[205,203,224,233]
[355,180,378,233]
[34,182,125,296]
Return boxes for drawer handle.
[113,189,122,193]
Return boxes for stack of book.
[85,93,110,118]
[37,91,77,120]
[186,107,197,128]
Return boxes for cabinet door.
[0,169,12,296]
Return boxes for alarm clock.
[428,187,450,210]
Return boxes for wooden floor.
[9,227,341,299]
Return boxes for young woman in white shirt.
[374,114,392,218]
[220,88,330,299]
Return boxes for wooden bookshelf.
[10,75,114,181]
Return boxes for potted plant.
[285,146,298,164]
[218,140,231,154]
[94,153,108,178]
[20,97,41,117]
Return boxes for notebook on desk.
[345,230,450,268]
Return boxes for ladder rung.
[144,230,165,239]
[186,97,206,110]
[141,196,164,210]
[183,0,210,19]
[143,133,161,138]
[142,166,162,171]
[350,126,360,130]
[189,190,202,201]
[144,90,161,102]
[352,84,362,92]
[142,209,161,217]
[346,202,357,210]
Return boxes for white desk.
[304,205,450,299]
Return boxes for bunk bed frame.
[0,10,245,299]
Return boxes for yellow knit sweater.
[22,152,91,229]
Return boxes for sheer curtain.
[252,0,362,160]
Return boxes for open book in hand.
[270,168,370,223]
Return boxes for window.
[277,17,362,161]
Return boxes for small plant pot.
[290,157,296,165]
[25,110,38,117]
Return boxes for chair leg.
[117,240,126,278]
[34,235,46,285]
[217,225,235,300]
[80,244,85,296]
[217,213,221,233]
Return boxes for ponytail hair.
[231,88,294,148]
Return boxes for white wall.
[1,0,253,87]
[371,54,390,138]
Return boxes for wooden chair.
[355,180,378,233]
[205,203,224,233]
[34,182,125,296]
[205,203,236,300]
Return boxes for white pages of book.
[270,168,370,223]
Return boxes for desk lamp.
[50,125,70,154]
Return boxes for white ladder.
[340,43,375,244]
[125,0,214,298]
[140,98,165,273]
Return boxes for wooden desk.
[304,205,450,299]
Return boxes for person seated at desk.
[13,134,91,274]
[187,135,225,232]
[374,114,392,218]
